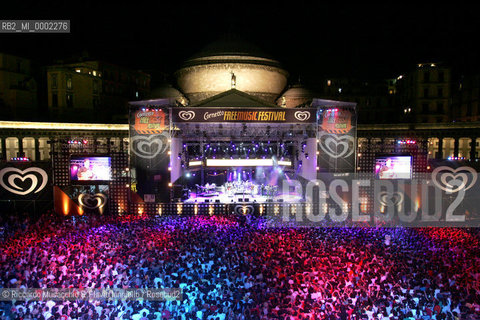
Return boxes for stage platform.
[183,192,303,204]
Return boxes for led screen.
[70,157,112,182]
[375,156,412,179]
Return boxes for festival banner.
[133,109,167,134]
[314,101,357,173]
[129,105,171,202]
[172,108,317,123]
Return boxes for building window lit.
[66,74,73,90]
[327,80,331,86]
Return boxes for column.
[18,137,24,157]
[453,138,459,158]
[470,137,477,161]
[436,137,443,159]
[34,137,40,161]
[1,138,6,160]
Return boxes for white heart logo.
[318,132,354,158]
[234,204,254,215]
[377,191,404,207]
[130,133,169,159]
[78,193,107,209]
[0,167,48,195]
[178,110,195,121]
[432,166,477,193]
[294,111,311,121]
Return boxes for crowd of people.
[1,212,479,319]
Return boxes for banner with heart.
[234,204,254,215]
[317,132,354,159]
[0,167,48,196]
[294,111,311,121]
[130,133,170,159]
[377,191,404,210]
[78,193,107,210]
[178,110,196,121]
[431,166,477,193]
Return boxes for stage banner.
[172,108,317,123]
[129,106,171,202]
[0,162,51,200]
[76,192,108,214]
[314,100,357,173]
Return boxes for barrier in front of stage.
[128,201,351,217]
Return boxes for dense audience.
[1,212,479,319]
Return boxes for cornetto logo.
[204,111,224,120]
[317,132,354,159]
[178,110,195,121]
[136,111,154,118]
[294,111,311,121]
[0,167,48,196]
[78,193,107,210]
[432,166,477,193]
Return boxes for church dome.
[174,37,288,104]
[277,83,317,108]
[148,83,188,106]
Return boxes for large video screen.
[375,156,412,179]
[70,157,112,183]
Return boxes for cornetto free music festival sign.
[173,108,317,123]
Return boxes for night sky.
[1,2,479,85]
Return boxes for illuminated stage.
[182,179,304,204]
[126,90,357,215]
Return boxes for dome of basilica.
[174,37,288,104]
